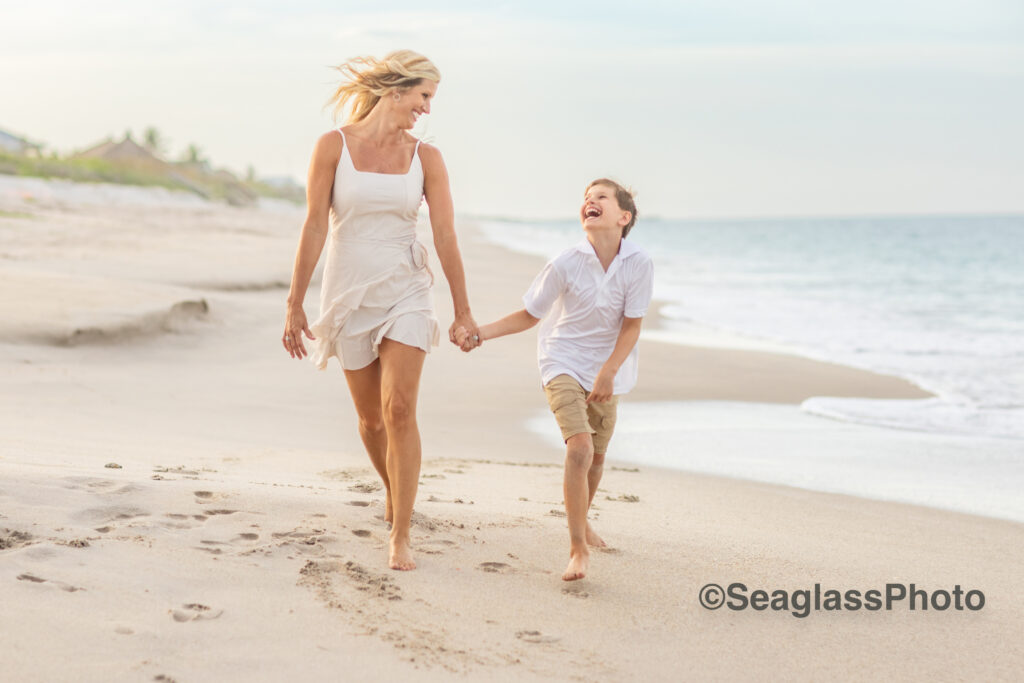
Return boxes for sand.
[1,176,1021,682]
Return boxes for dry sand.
[1,177,1021,682]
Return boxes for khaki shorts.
[543,374,619,454]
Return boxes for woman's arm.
[419,143,480,345]
[283,131,341,359]
[587,316,644,403]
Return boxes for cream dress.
[309,129,440,370]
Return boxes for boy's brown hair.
[586,178,638,237]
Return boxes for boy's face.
[580,184,631,233]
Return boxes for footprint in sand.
[418,539,456,555]
[76,506,149,524]
[272,528,330,555]
[561,586,590,599]
[348,482,382,493]
[351,529,371,538]
[0,529,33,550]
[195,546,223,555]
[477,562,512,574]
[171,603,223,622]
[304,560,402,601]
[516,630,560,644]
[346,500,371,507]
[17,573,84,592]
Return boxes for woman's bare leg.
[378,338,426,571]
[343,359,392,524]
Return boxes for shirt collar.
[573,237,642,260]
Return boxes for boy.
[457,179,654,581]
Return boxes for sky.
[2,0,1022,219]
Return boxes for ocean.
[479,214,1024,522]
[479,214,1024,442]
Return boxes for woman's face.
[393,80,437,129]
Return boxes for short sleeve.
[522,259,565,320]
[624,255,654,318]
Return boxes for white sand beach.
[1,176,1022,682]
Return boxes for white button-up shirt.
[523,238,654,395]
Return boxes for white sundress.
[309,129,440,370]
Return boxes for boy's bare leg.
[585,451,607,547]
[563,433,594,581]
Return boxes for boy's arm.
[481,309,540,340]
[586,316,644,404]
[455,309,539,349]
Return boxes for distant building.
[74,134,162,163]
[0,128,43,156]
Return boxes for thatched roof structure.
[74,134,161,162]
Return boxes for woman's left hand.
[450,313,481,351]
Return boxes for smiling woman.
[281,49,479,572]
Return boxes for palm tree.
[143,127,165,156]
[183,144,205,165]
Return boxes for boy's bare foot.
[585,522,606,548]
[562,550,589,581]
[389,538,416,571]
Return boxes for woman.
[282,50,480,571]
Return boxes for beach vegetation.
[0,134,305,206]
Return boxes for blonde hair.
[326,50,441,123]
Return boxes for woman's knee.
[383,393,415,429]
[358,412,385,435]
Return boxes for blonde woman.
[282,50,479,571]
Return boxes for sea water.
[480,214,1024,441]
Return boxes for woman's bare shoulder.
[314,129,344,159]
[417,141,445,168]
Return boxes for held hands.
[453,324,481,352]
[449,313,481,353]
[282,305,315,359]
[586,369,615,404]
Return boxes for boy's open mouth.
[585,207,601,218]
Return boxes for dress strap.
[336,128,351,168]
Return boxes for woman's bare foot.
[562,549,589,581]
[389,537,416,571]
[585,522,606,548]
